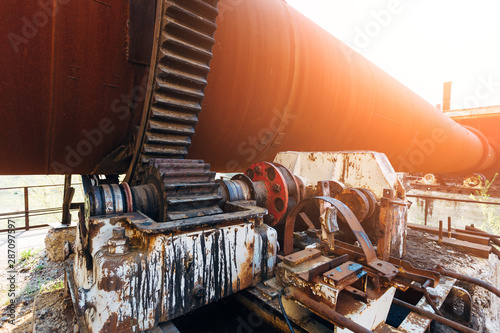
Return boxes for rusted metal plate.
[274,151,407,201]
[408,223,490,245]
[426,235,491,259]
[129,202,267,233]
[397,277,456,333]
[334,286,397,332]
[283,248,321,266]
[330,239,441,288]
[277,257,343,310]
[0,1,55,173]
[128,0,157,65]
[323,261,366,289]
[374,323,404,332]
[297,254,350,282]
[378,194,410,260]
[0,0,148,175]
[277,251,369,313]
[344,285,368,300]
[48,0,147,175]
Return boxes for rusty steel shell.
[0,0,150,175]
[0,0,498,177]
[188,0,497,175]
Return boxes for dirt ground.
[0,229,499,332]
[0,249,75,332]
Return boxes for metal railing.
[0,183,82,233]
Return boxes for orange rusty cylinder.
[0,0,498,177]
[449,107,500,172]
[189,0,497,175]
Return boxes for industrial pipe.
[435,265,500,298]
[189,0,497,175]
[392,298,477,333]
[0,0,498,177]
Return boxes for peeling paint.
[70,213,277,332]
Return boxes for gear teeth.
[145,159,223,222]
[136,0,219,168]
[130,1,222,221]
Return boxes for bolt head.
[272,183,281,192]
[113,227,125,239]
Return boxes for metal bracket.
[283,196,398,278]
[62,174,75,225]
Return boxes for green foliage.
[19,248,41,262]
[19,277,64,297]
[33,264,45,272]
[40,280,64,293]
[23,281,41,295]
[472,173,500,234]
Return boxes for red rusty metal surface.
[0,2,54,173]
[283,248,321,266]
[246,161,289,226]
[189,0,497,175]
[0,0,147,175]
[1,0,498,177]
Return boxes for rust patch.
[102,312,134,333]
[89,221,106,239]
[110,216,129,226]
[128,227,146,250]
[98,257,126,292]
[284,248,321,266]
[239,245,254,288]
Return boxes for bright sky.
[286,0,500,110]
